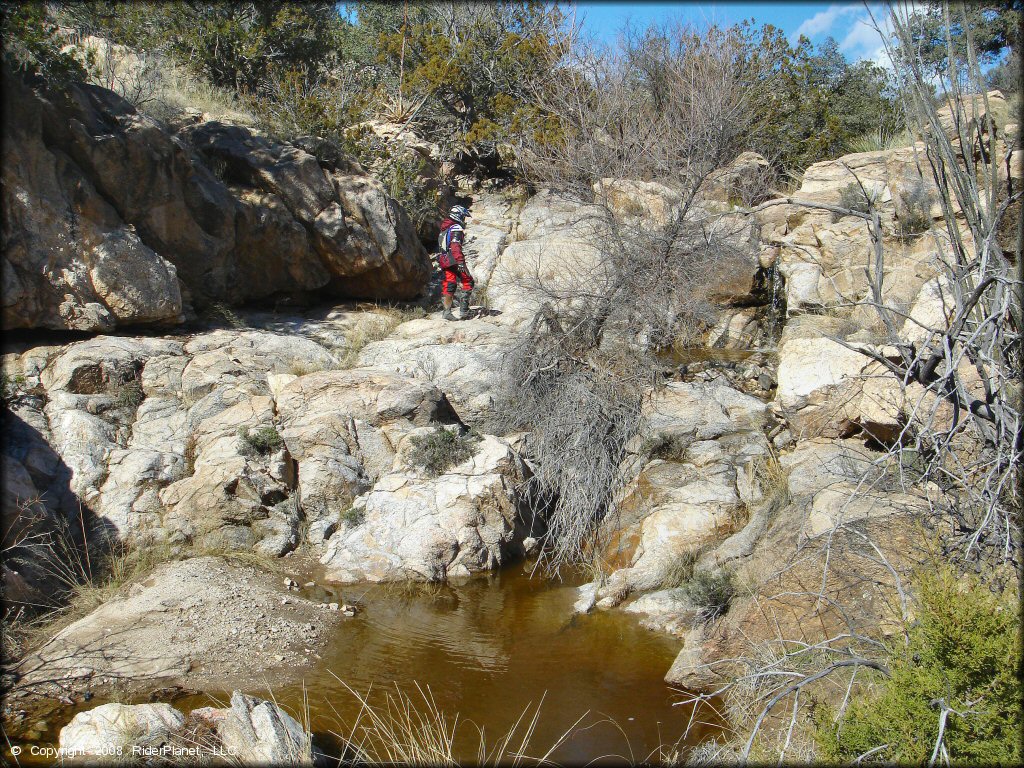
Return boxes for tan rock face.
[2,79,183,331]
[666,439,930,692]
[2,74,429,332]
[275,368,452,523]
[592,382,773,605]
[356,316,517,424]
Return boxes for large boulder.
[2,73,429,332]
[773,319,937,444]
[2,77,183,331]
[320,433,530,582]
[59,703,185,763]
[487,191,608,318]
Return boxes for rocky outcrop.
[275,367,454,530]
[2,73,429,332]
[320,432,531,583]
[664,438,929,691]
[2,300,543,573]
[17,556,341,697]
[583,380,773,609]
[356,316,517,424]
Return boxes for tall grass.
[844,127,917,154]
[325,677,587,766]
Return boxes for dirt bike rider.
[437,205,475,321]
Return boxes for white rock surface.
[217,691,312,766]
[59,703,185,761]
[320,433,526,582]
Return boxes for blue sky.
[571,2,891,64]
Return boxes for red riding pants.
[441,265,474,296]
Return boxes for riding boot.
[441,294,456,321]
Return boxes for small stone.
[283,578,297,588]
[281,598,291,605]
[274,654,285,662]
[327,602,340,611]
[304,582,315,588]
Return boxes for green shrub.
[340,506,365,528]
[837,182,876,217]
[687,569,737,622]
[407,428,480,477]
[1,373,27,403]
[817,568,1022,765]
[2,4,89,85]
[238,425,284,456]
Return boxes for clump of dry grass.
[325,678,586,766]
[658,547,706,590]
[336,306,424,369]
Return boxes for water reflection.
[216,566,723,764]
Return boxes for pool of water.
[11,565,723,765]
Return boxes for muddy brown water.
[10,566,724,765]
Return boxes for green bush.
[1,3,89,85]
[340,506,365,528]
[238,425,284,456]
[1,373,27,403]
[817,568,1022,765]
[687,569,737,622]
[837,182,875,217]
[407,428,480,477]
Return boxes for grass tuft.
[687,569,737,623]
[238,425,284,456]
[407,428,481,477]
[658,548,705,590]
[340,506,366,528]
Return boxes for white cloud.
[793,4,861,41]
[837,6,895,66]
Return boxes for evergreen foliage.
[818,569,1022,765]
